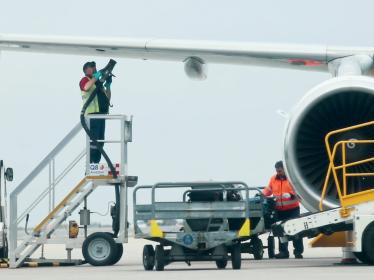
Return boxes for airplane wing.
[0,34,373,73]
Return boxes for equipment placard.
[88,163,108,176]
[88,163,120,176]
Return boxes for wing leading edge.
[1,34,373,72]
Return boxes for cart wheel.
[267,235,275,259]
[231,243,241,270]
[155,245,165,271]
[362,224,374,264]
[143,245,155,270]
[82,232,117,266]
[216,259,228,269]
[251,237,264,260]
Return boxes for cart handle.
[182,186,264,202]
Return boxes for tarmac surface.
[2,237,374,280]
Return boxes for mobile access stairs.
[6,115,136,268]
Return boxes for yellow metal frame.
[320,120,374,211]
[310,232,347,248]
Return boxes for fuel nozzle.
[99,59,117,83]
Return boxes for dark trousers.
[277,207,304,255]
[89,117,106,163]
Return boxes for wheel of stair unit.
[154,245,165,271]
[231,243,241,270]
[216,259,228,269]
[354,252,370,264]
[0,247,7,259]
[143,245,155,270]
[251,237,264,260]
[110,243,123,265]
[103,233,123,265]
[82,232,117,266]
[267,236,275,259]
[362,223,374,264]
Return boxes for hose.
[25,213,30,235]
[80,62,120,237]
[91,201,115,217]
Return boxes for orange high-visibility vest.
[263,175,300,211]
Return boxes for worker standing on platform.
[79,61,112,163]
[263,160,304,259]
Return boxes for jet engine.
[284,76,374,212]
[184,57,207,80]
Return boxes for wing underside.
[0,34,373,72]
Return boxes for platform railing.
[84,114,132,176]
[320,121,374,210]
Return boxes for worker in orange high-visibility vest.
[263,160,304,259]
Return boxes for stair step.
[11,178,98,268]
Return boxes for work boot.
[274,252,289,259]
[295,254,303,259]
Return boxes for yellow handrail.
[320,121,374,211]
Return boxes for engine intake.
[284,76,374,212]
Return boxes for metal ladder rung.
[33,177,90,234]
[14,244,40,268]
[14,236,39,256]
[13,176,112,268]
[36,183,95,237]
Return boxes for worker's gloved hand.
[104,76,112,89]
[281,192,292,199]
[93,71,102,81]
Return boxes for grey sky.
[1,0,373,223]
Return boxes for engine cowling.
[184,57,207,80]
[284,76,374,212]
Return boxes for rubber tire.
[354,252,370,264]
[103,232,123,265]
[267,236,275,259]
[231,243,241,270]
[0,236,8,259]
[143,245,155,270]
[216,259,228,269]
[109,243,124,265]
[82,232,117,266]
[155,245,165,271]
[251,237,264,260]
[0,247,8,259]
[362,224,374,264]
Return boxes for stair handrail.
[320,120,374,210]
[16,148,86,225]
[8,122,83,260]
